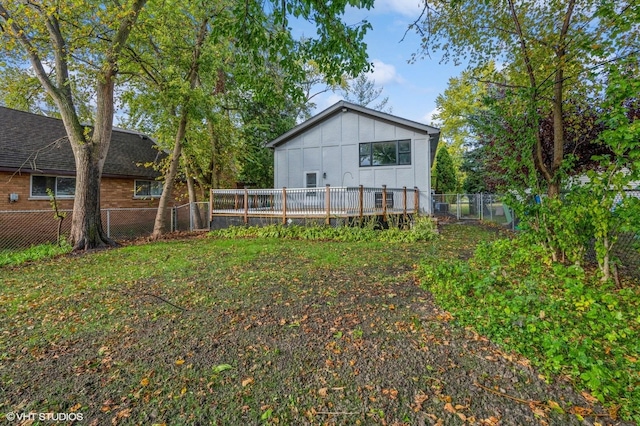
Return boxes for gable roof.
[266,100,441,150]
[0,106,163,179]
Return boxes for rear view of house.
[266,101,440,214]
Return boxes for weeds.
[0,239,72,267]
[208,215,438,243]
[419,236,640,422]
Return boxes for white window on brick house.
[134,180,163,198]
[30,175,76,198]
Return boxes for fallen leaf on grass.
[140,377,149,387]
[580,391,599,404]
[175,359,185,366]
[318,387,328,397]
[412,392,429,412]
[242,377,254,387]
[444,402,456,413]
[382,388,398,400]
[547,400,564,414]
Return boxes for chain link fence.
[431,192,639,280]
[1,203,211,250]
[174,202,210,232]
[432,193,517,230]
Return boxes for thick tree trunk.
[69,145,113,249]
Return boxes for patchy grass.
[0,224,627,425]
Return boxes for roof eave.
[266,100,441,149]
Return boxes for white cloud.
[375,0,424,18]
[319,93,345,110]
[423,107,441,126]
[369,60,404,86]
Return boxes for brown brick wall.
[0,171,186,211]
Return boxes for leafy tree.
[412,0,638,199]
[434,145,458,194]
[0,0,148,250]
[343,73,391,112]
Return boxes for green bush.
[419,236,640,422]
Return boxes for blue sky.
[294,0,467,127]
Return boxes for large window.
[359,140,411,167]
[135,180,163,198]
[31,175,75,198]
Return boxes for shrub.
[419,236,640,422]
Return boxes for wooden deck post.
[243,187,249,224]
[282,187,287,225]
[414,187,419,213]
[382,185,387,222]
[325,184,331,225]
[209,189,214,222]
[359,185,364,221]
[402,186,407,221]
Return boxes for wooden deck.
[210,185,420,225]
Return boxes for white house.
[266,101,441,214]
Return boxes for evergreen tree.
[434,145,458,194]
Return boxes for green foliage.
[434,145,458,194]
[0,240,72,267]
[209,216,438,243]
[420,237,640,421]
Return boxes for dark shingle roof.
[0,106,163,179]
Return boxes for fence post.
[402,186,407,220]
[414,187,419,214]
[457,194,461,219]
[359,185,364,221]
[189,202,194,231]
[480,193,484,220]
[209,189,214,223]
[243,187,249,224]
[282,187,287,225]
[381,185,387,222]
[106,209,111,238]
[325,184,331,225]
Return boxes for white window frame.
[30,175,76,199]
[134,179,163,199]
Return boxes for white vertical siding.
[272,109,435,213]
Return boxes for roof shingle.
[0,106,163,179]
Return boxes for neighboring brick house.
[0,106,183,247]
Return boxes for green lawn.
[0,225,628,425]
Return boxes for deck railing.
[210,185,419,225]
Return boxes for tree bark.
[152,112,187,238]
[151,18,209,238]
[185,161,204,229]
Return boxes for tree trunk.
[69,145,114,249]
[152,112,187,238]
[185,161,204,229]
